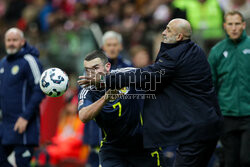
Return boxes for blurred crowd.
[0,0,249,75]
[1,0,250,166]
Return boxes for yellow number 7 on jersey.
[113,102,122,117]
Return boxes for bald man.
[78,19,223,167]
[0,28,45,167]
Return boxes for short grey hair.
[102,31,122,46]
[5,27,24,39]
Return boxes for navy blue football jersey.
[78,86,144,150]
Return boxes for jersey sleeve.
[105,54,175,90]
[78,88,94,111]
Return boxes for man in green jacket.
[208,11,250,167]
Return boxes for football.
[40,68,69,97]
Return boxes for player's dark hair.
[85,50,109,65]
[224,11,245,22]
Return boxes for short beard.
[163,36,177,44]
[6,48,19,55]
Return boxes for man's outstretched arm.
[78,53,176,90]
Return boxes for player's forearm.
[79,96,107,123]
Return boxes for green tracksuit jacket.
[208,31,250,116]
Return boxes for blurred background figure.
[139,0,186,31]
[130,45,152,68]
[44,94,88,166]
[136,0,187,60]
[102,30,132,70]
[34,74,89,166]
[218,0,250,35]
[0,27,45,167]
[173,0,224,54]
[83,119,101,167]
[208,11,250,167]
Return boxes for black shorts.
[99,145,165,167]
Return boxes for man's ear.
[176,33,183,41]
[21,39,26,46]
[105,62,111,72]
[119,43,123,51]
[223,22,227,30]
[242,21,246,30]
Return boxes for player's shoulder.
[79,86,94,99]
[110,67,138,74]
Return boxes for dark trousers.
[174,139,218,167]
[0,144,34,167]
[221,116,250,167]
[99,146,165,167]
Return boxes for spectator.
[45,94,88,166]
[218,0,250,35]
[0,27,45,167]
[173,0,224,54]
[219,0,250,20]
[102,30,132,70]
[130,45,152,68]
[140,0,186,30]
[208,11,250,167]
